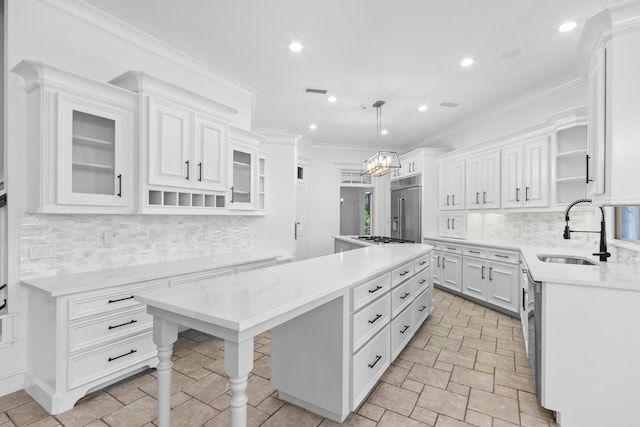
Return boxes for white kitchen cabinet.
[439,159,465,210]
[429,243,462,293]
[502,136,550,208]
[258,153,267,211]
[401,154,422,177]
[465,150,501,209]
[586,42,607,198]
[12,61,136,213]
[228,128,263,210]
[439,213,466,239]
[110,71,238,213]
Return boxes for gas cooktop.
[352,235,415,244]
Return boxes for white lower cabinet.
[270,251,432,422]
[25,279,166,414]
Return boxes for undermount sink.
[536,254,598,265]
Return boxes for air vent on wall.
[440,102,460,108]
[304,87,328,94]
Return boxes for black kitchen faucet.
[563,198,611,262]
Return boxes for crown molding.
[41,0,256,99]
[254,128,302,146]
[423,74,587,148]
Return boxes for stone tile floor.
[0,288,557,426]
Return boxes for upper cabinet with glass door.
[12,61,135,213]
[227,127,264,212]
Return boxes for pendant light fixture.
[360,100,400,177]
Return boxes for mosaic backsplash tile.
[20,214,251,278]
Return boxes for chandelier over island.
[360,100,401,177]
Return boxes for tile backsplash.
[20,214,251,279]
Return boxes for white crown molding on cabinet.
[40,0,257,99]
[229,126,266,145]
[255,129,302,146]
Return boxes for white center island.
[135,244,432,427]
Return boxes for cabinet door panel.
[482,151,501,209]
[148,97,191,187]
[501,146,523,208]
[486,262,519,312]
[523,138,550,207]
[465,155,482,209]
[462,258,485,300]
[194,114,227,191]
[441,254,462,292]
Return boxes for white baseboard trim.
[0,366,27,397]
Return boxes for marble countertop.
[424,236,640,292]
[22,250,290,297]
[136,244,431,332]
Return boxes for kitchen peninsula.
[135,244,432,427]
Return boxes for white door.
[501,145,523,208]
[523,137,550,207]
[193,113,227,192]
[295,180,308,260]
[148,97,191,187]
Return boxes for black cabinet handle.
[418,305,427,312]
[494,254,509,259]
[399,270,410,276]
[368,355,382,369]
[108,295,134,304]
[230,186,234,203]
[516,187,520,202]
[586,154,593,183]
[108,319,138,330]
[419,279,427,284]
[117,174,122,197]
[185,160,190,180]
[452,218,455,230]
[447,218,451,229]
[446,247,456,251]
[469,250,480,254]
[481,265,485,280]
[447,195,450,206]
[419,261,427,265]
[368,314,382,324]
[368,285,383,294]
[442,257,446,268]
[522,288,526,311]
[452,194,455,205]
[198,162,203,182]
[475,192,479,204]
[525,186,530,201]
[400,325,410,334]
[437,256,441,268]
[483,191,487,204]
[400,292,410,300]
[489,267,493,281]
[108,349,137,362]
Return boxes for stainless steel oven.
[524,267,542,399]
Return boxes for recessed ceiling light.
[309,124,317,130]
[418,105,428,112]
[381,129,388,135]
[460,58,475,67]
[558,21,577,33]
[289,42,303,52]
[328,96,337,103]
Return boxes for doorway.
[340,187,373,236]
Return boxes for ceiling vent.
[440,102,460,108]
[304,87,328,94]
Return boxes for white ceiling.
[85,0,606,151]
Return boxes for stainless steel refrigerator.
[390,176,421,243]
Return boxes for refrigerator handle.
[399,198,405,240]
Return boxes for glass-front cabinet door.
[228,144,257,209]
[58,95,131,208]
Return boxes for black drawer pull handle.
[368,314,382,324]
[419,261,427,265]
[469,250,480,254]
[400,325,410,334]
[368,355,382,369]
[516,187,520,202]
[522,288,526,311]
[108,295,134,304]
[117,174,122,197]
[185,160,190,180]
[399,270,410,276]
[108,319,138,330]
[198,162,203,182]
[494,254,509,259]
[418,305,427,312]
[368,285,383,294]
[108,349,137,362]
[400,292,410,300]
[419,279,427,284]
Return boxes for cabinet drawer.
[68,306,152,353]
[392,262,414,287]
[487,248,519,264]
[464,246,488,258]
[424,240,442,251]
[391,278,415,318]
[68,331,157,389]
[352,327,390,408]
[391,305,413,360]
[352,273,391,311]
[442,243,463,254]
[413,288,431,329]
[67,279,165,321]
[414,254,430,272]
[352,294,390,352]
[414,268,429,295]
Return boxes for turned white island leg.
[153,318,178,427]
[224,338,254,427]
